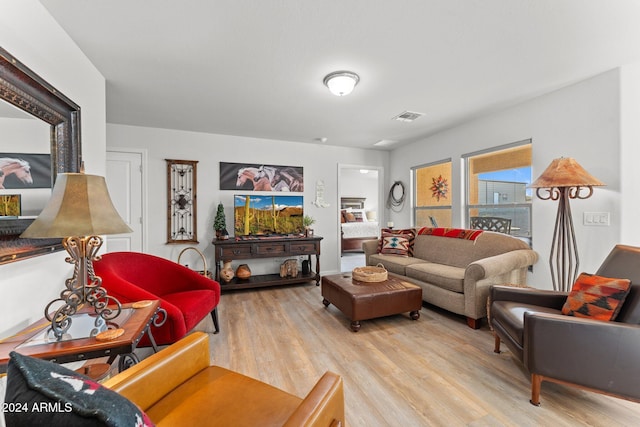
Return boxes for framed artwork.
[166,159,198,244]
[220,162,303,192]
[0,194,21,217]
[0,153,51,189]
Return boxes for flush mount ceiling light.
[323,71,360,96]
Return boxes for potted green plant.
[302,215,315,237]
[213,202,228,240]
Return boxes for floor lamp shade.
[530,157,605,291]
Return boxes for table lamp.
[21,172,132,339]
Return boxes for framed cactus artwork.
[0,194,21,217]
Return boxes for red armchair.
[94,252,220,346]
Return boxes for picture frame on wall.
[220,162,304,192]
[0,153,51,189]
[0,194,21,217]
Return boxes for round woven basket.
[352,264,388,282]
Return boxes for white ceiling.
[39,0,640,150]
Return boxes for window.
[413,160,452,228]
[464,141,532,245]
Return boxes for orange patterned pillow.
[561,273,631,321]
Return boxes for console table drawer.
[219,246,252,258]
[254,243,287,256]
[290,242,318,255]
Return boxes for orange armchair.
[94,252,220,346]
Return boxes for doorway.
[338,164,384,272]
[105,149,147,252]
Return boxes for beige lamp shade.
[21,173,132,238]
[530,157,605,189]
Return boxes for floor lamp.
[530,158,605,292]
[21,173,132,339]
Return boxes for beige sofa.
[363,229,538,328]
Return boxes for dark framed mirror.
[0,47,82,264]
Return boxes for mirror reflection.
[0,102,51,218]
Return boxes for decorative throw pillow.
[377,228,415,257]
[561,273,631,321]
[379,232,412,256]
[4,351,154,427]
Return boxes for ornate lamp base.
[45,235,121,339]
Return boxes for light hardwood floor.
[205,283,640,427]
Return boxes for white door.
[105,150,145,252]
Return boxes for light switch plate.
[583,212,610,226]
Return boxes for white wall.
[619,62,640,245]
[0,0,106,337]
[106,124,389,275]
[389,69,625,288]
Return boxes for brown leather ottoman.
[321,273,422,332]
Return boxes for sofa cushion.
[368,253,425,276]
[376,228,416,257]
[379,232,412,256]
[412,231,530,268]
[4,351,154,427]
[406,263,466,293]
[561,273,631,321]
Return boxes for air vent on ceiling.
[393,111,424,122]
[373,139,398,147]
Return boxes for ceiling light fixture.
[323,71,360,96]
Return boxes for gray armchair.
[490,244,640,405]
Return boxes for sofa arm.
[362,239,379,265]
[466,249,538,281]
[283,371,345,427]
[102,331,211,411]
[525,312,640,400]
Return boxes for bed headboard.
[340,197,366,209]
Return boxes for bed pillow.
[350,209,367,222]
[377,228,415,257]
[561,273,631,321]
[4,351,154,427]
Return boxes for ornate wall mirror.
[0,47,82,264]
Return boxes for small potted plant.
[302,215,315,237]
[213,202,228,240]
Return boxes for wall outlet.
[583,212,610,226]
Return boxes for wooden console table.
[213,236,322,291]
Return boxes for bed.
[340,198,379,254]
